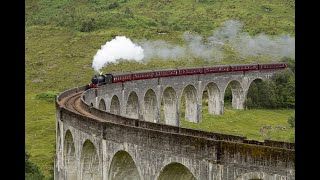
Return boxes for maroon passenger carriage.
[88,62,288,88]
[112,72,133,83]
[203,65,230,73]
[259,62,287,70]
[230,64,259,72]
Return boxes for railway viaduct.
[55,68,295,180]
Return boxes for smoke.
[138,40,186,60]
[234,33,295,59]
[209,20,295,59]
[92,20,294,72]
[139,20,294,61]
[92,36,144,72]
[138,33,224,61]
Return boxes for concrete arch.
[246,77,264,91]
[235,171,273,180]
[224,80,245,110]
[108,150,142,180]
[144,89,158,123]
[126,91,139,119]
[157,162,196,180]
[203,82,222,115]
[80,140,101,180]
[245,78,265,109]
[161,87,178,126]
[110,95,120,115]
[180,84,198,123]
[98,98,106,111]
[106,145,144,180]
[64,130,76,180]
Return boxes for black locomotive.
[88,74,113,88]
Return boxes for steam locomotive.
[88,62,287,88]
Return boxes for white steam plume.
[92,36,144,73]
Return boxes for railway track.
[61,91,104,120]
[63,91,85,115]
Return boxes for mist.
[140,20,294,61]
[92,20,294,72]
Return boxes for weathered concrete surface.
[205,82,222,115]
[108,151,141,180]
[182,85,198,123]
[55,69,294,180]
[157,163,196,180]
[126,91,139,119]
[143,89,158,123]
[162,87,178,126]
[55,107,295,180]
[55,85,295,180]
[98,99,106,111]
[109,95,120,115]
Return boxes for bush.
[35,91,59,103]
[25,151,45,180]
[288,114,295,128]
[281,57,295,73]
[245,69,294,109]
[107,2,119,10]
[124,7,134,18]
[272,70,295,108]
[80,18,95,32]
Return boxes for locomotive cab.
[104,74,113,84]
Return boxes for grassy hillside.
[26,0,295,178]
[26,0,295,36]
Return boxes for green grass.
[26,0,294,178]
[181,106,294,142]
[25,93,56,178]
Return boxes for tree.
[288,114,295,128]
[25,151,45,180]
[246,69,295,109]
[273,70,295,108]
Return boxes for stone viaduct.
[55,68,295,180]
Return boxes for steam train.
[88,62,287,88]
